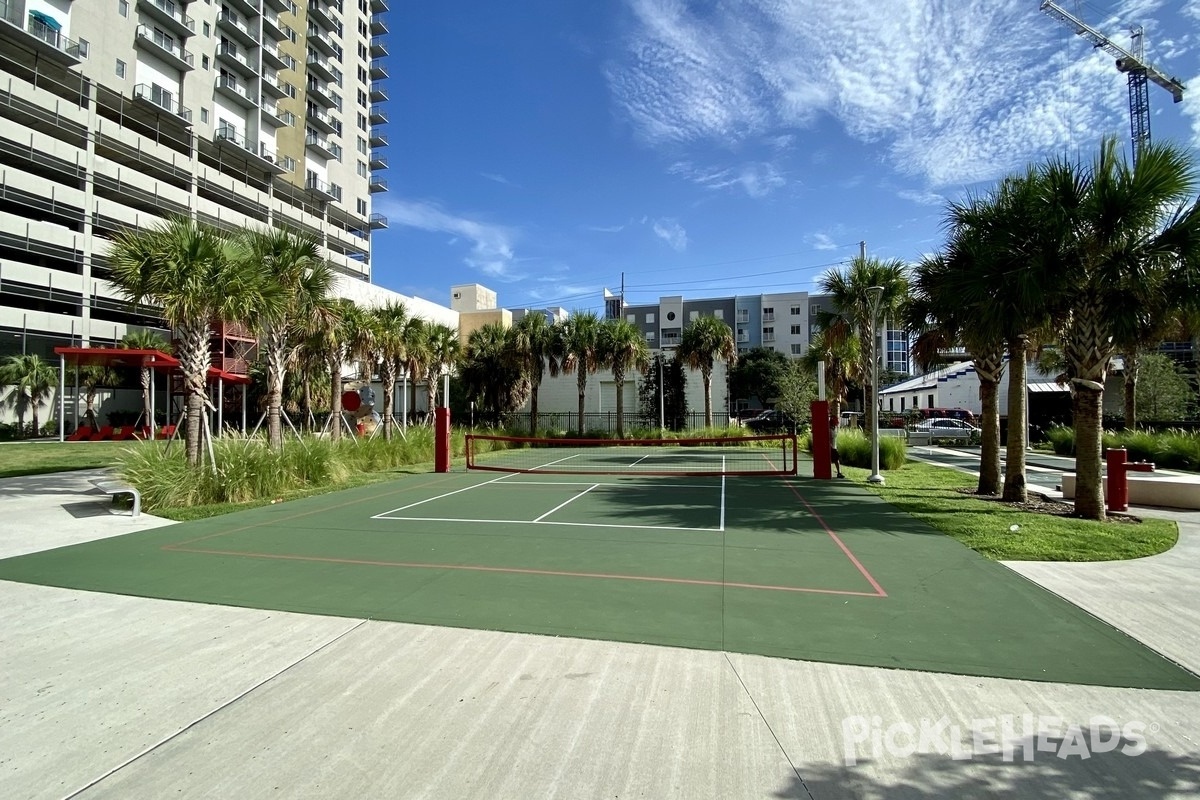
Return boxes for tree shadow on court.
[771,727,1200,800]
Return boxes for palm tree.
[601,318,650,438]
[108,218,282,466]
[558,311,605,435]
[423,323,461,413]
[677,315,737,428]
[241,227,334,450]
[459,323,528,426]
[337,301,376,437]
[1039,138,1200,520]
[820,256,909,435]
[800,325,862,421]
[400,316,430,424]
[120,330,172,435]
[510,313,559,435]
[368,301,409,440]
[0,354,58,437]
[77,365,119,431]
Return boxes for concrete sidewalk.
[2,472,1199,799]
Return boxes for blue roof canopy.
[29,10,63,31]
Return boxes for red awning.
[206,366,252,385]
[54,347,180,370]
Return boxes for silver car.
[913,418,982,443]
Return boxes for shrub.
[1046,425,1075,455]
[817,428,906,471]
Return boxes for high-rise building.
[0,0,390,359]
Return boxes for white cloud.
[375,197,519,279]
[897,189,945,207]
[481,172,519,187]
[806,233,838,251]
[585,223,627,233]
[670,160,786,198]
[607,0,1187,186]
[651,218,688,251]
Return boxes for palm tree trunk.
[302,375,311,433]
[975,348,1005,495]
[381,361,396,441]
[1002,339,1028,503]
[1064,297,1111,521]
[265,330,287,450]
[529,377,540,436]
[1122,349,1140,430]
[576,370,586,435]
[140,367,153,436]
[702,366,713,428]
[178,320,211,468]
[615,373,626,438]
[329,350,343,443]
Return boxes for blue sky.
[372,0,1200,315]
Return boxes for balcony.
[261,9,284,40]
[306,51,336,81]
[135,25,194,71]
[368,129,387,148]
[215,74,256,107]
[260,69,287,98]
[305,104,335,134]
[215,125,286,173]
[736,333,749,343]
[307,1,336,30]
[370,0,388,11]
[2,7,86,64]
[368,82,388,102]
[368,107,387,125]
[216,40,258,76]
[261,40,286,69]
[305,132,335,159]
[369,213,387,230]
[132,83,192,124]
[306,174,336,199]
[260,100,288,127]
[369,59,388,80]
[368,176,387,193]
[307,27,338,57]
[224,0,261,16]
[306,78,336,108]
[368,153,387,170]
[328,142,343,160]
[369,36,387,57]
[370,15,388,35]
[262,0,288,11]
[217,10,259,45]
[136,0,195,38]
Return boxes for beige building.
[452,283,511,346]
[0,0,390,359]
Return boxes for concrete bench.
[90,477,141,517]
[1061,473,1200,511]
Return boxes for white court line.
[720,458,726,532]
[628,453,653,467]
[495,480,720,489]
[526,453,583,471]
[370,515,720,533]
[533,484,600,523]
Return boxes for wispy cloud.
[376,197,519,279]
[806,233,839,251]
[650,217,688,251]
[897,188,945,207]
[670,160,786,198]
[607,0,1187,186]
[585,223,627,233]
[481,172,519,187]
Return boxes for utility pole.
[1040,1,1185,164]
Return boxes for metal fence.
[476,411,735,435]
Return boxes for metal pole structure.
[217,376,224,437]
[658,355,665,436]
[58,353,65,441]
[867,286,885,485]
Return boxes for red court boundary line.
[161,545,886,597]
[781,479,888,598]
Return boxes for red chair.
[89,426,114,441]
[156,425,177,440]
[111,427,137,442]
[66,426,94,442]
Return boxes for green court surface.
[1,468,1196,690]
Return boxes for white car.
[913,418,982,443]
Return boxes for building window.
[927,394,934,408]
[689,310,699,321]
[626,314,635,323]
[115,59,125,78]
[714,309,723,319]
[357,137,367,154]
[790,306,802,315]
[736,308,748,323]
[356,198,368,215]
[762,307,774,322]
[646,332,656,342]
[646,313,654,324]
[200,108,208,123]
[790,325,802,335]
[283,156,297,172]
[201,55,210,69]
[791,344,803,355]
[203,22,210,36]
[810,304,820,315]
[357,161,368,177]
[118,0,127,16]
[763,327,775,342]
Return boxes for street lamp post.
[867,285,885,485]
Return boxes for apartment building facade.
[0,0,389,360]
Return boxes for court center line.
[373,472,515,517]
[720,460,727,533]
[369,515,720,533]
[533,484,600,523]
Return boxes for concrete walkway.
[2,472,1199,799]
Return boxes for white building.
[0,0,390,360]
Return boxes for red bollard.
[811,400,831,480]
[434,407,451,473]
[1106,448,1155,512]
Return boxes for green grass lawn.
[849,461,1178,561]
[0,440,141,479]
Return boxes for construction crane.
[1040,0,1185,163]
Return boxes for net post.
[435,408,452,472]
[790,434,798,475]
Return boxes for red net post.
[435,407,452,473]
[1106,448,1127,511]
[811,400,831,480]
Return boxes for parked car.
[745,409,798,433]
[913,417,982,443]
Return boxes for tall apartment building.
[0,0,390,360]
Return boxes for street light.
[866,285,885,485]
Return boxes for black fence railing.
[467,411,735,434]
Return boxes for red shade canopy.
[54,347,180,370]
